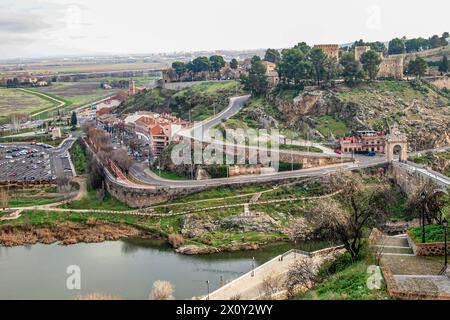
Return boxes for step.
[380,236,409,247]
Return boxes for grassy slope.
[59,188,131,211]
[335,80,449,133]
[69,140,87,175]
[118,81,244,121]
[297,256,390,300]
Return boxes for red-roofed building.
[150,125,169,155]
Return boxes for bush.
[317,252,353,279]
[168,234,185,248]
[150,280,174,300]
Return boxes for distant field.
[0,63,166,77]
[80,75,160,87]
[0,88,56,123]
[32,82,119,118]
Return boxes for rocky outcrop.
[180,214,282,238]
[176,243,259,255]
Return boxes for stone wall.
[278,151,353,169]
[313,44,339,61]
[381,266,450,300]
[355,46,370,61]
[378,56,404,79]
[105,170,316,208]
[389,162,429,195]
[407,233,450,256]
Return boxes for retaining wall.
[406,233,450,256]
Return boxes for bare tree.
[111,149,133,173]
[259,275,282,300]
[285,217,313,243]
[284,258,317,298]
[55,167,72,203]
[150,280,174,300]
[0,187,8,210]
[311,170,389,261]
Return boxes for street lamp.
[421,191,427,243]
[206,280,210,300]
[442,218,448,274]
[251,257,255,277]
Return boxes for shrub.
[150,280,174,300]
[168,234,185,248]
[85,217,97,226]
[317,252,354,279]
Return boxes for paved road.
[129,155,387,188]
[128,94,385,188]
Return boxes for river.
[0,238,334,300]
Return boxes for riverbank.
[0,220,145,246]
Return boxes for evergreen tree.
[70,112,78,127]
[360,50,382,80]
[439,55,448,73]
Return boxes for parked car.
[366,151,376,156]
[334,149,342,154]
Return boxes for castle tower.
[129,80,136,95]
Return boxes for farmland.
[0,62,166,77]
[0,88,56,123]
[31,82,119,118]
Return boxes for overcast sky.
[1,0,449,59]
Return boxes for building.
[338,131,385,154]
[261,61,280,87]
[378,56,404,80]
[123,111,189,155]
[50,127,61,140]
[313,44,340,61]
[150,125,169,155]
[354,46,371,61]
[360,131,385,153]
[338,137,362,153]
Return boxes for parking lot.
[0,142,74,182]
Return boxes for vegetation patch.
[409,224,448,243]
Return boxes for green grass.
[166,185,272,203]
[296,252,390,300]
[0,88,57,123]
[279,143,323,153]
[69,140,87,174]
[8,197,63,208]
[0,210,181,236]
[193,230,285,247]
[80,75,160,87]
[0,134,65,146]
[409,224,449,243]
[314,115,349,138]
[59,188,131,211]
[153,170,188,180]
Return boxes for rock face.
[180,214,282,238]
[267,82,450,150]
[176,243,259,255]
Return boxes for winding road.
[126,95,391,188]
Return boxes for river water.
[0,238,334,300]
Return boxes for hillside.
[116,81,244,121]
[223,80,450,150]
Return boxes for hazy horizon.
[1,0,449,60]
